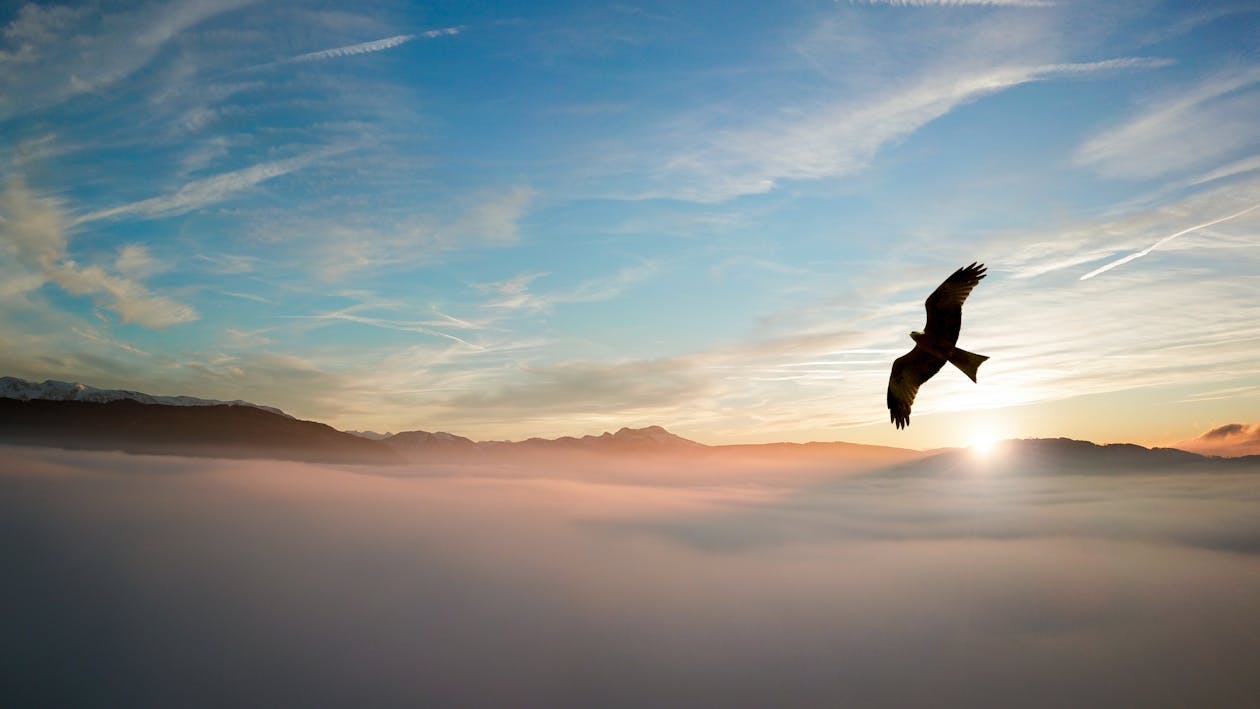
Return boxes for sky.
[1,0,1259,448]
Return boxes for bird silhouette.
[887,263,989,429]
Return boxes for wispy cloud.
[0,4,84,66]
[0,0,256,118]
[1074,66,1260,180]
[0,179,197,328]
[658,58,1169,201]
[282,309,481,348]
[480,261,658,312]
[1182,153,1260,189]
[425,310,492,331]
[73,326,151,356]
[306,186,536,279]
[196,253,260,275]
[287,34,419,63]
[1080,202,1260,280]
[75,148,348,224]
[220,291,273,304]
[451,186,536,246]
[259,26,463,69]
[480,272,549,311]
[224,326,275,348]
[115,244,162,277]
[996,177,1260,281]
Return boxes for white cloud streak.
[220,291,274,304]
[660,58,1169,202]
[270,26,463,67]
[1182,153,1260,189]
[1074,67,1260,180]
[73,325,151,356]
[288,34,417,63]
[283,309,481,348]
[1080,202,1260,280]
[419,26,466,39]
[74,148,347,224]
[480,261,658,312]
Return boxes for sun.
[970,432,999,457]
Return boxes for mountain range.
[0,376,289,416]
[1,376,1256,475]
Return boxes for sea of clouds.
[3,445,1259,707]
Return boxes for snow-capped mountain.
[345,430,393,440]
[0,377,291,418]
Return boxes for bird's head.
[909,330,924,342]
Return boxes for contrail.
[249,27,465,70]
[287,34,420,63]
[281,312,481,349]
[73,147,350,224]
[1079,202,1260,280]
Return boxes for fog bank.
[2,446,1258,707]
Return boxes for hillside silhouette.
[1,377,1257,474]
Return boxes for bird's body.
[887,263,988,429]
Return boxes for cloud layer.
[3,448,1259,707]
[1178,423,1260,457]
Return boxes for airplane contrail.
[287,34,420,63]
[1079,202,1260,280]
[245,27,465,72]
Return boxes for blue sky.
[2,0,1259,447]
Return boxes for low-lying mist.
[3,445,1259,707]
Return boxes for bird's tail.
[948,347,988,383]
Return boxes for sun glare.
[970,433,999,457]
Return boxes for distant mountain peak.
[603,425,700,447]
[346,430,393,440]
[387,430,477,447]
[615,425,668,436]
[0,376,290,418]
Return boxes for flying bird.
[887,263,989,429]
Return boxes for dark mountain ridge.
[0,398,402,464]
[2,376,1256,472]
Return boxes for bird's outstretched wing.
[924,262,986,344]
[887,345,947,429]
